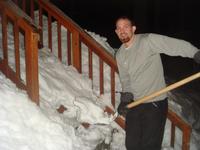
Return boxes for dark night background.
[50,0,200,47]
[50,0,200,96]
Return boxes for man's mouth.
[120,33,126,37]
[120,37,130,43]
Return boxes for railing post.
[182,126,191,150]
[72,30,81,73]
[25,30,39,105]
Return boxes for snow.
[0,11,199,150]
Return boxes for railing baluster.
[170,123,175,148]
[67,30,71,65]
[14,0,18,5]
[30,0,34,20]
[39,6,43,47]
[2,12,8,64]
[22,0,26,12]
[57,21,62,61]
[48,13,52,51]
[99,58,104,95]
[72,31,81,73]
[89,48,93,81]
[14,22,20,79]
[111,68,115,107]
[168,110,191,150]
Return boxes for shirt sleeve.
[147,33,199,58]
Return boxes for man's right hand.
[117,92,134,117]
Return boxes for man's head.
[115,16,136,47]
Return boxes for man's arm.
[148,33,199,58]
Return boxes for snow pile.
[85,30,116,56]
[0,73,74,150]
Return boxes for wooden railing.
[13,0,35,20]
[168,109,191,150]
[7,0,192,149]
[36,0,118,106]
[0,0,39,105]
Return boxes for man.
[115,16,200,150]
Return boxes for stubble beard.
[120,37,131,43]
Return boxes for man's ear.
[115,29,118,35]
[132,26,136,32]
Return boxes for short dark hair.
[115,16,135,26]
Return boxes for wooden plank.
[170,123,175,148]
[182,122,191,150]
[111,68,115,108]
[57,21,62,61]
[22,0,26,12]
[72,31,81,72]
[2,11,8,64]
[24,30,39,105]
[30,0,34,20]
[14,21,20,79]
[99,58,104,95]
[67,30,71,65]
[88,48,93,80]
[38,6,43,47]
[48,13,52,51]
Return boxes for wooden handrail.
[0,0,39,105]
[37,0,118,71]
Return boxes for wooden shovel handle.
[127,72,200,109]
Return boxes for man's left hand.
[117,92,134,117]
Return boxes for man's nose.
[118,29,125,34]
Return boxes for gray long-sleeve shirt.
[116,33,199,103]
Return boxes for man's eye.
[125,26,130,29]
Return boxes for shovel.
[127,72,200,109]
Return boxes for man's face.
[115,19,135,43]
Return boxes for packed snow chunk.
[74,97,114,125]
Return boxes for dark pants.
[125,98,168,150]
